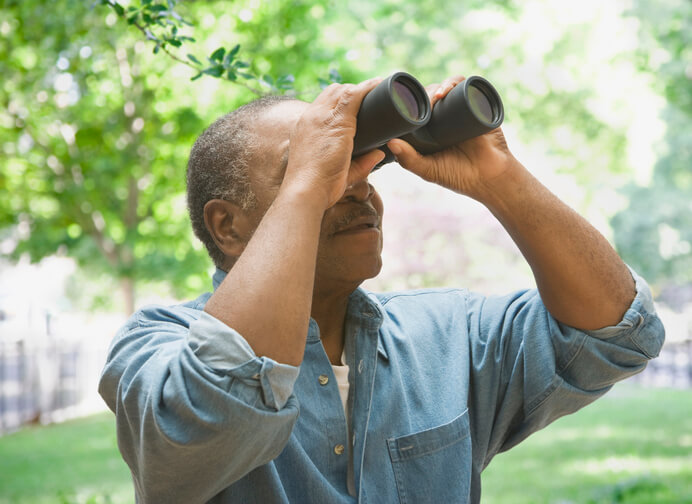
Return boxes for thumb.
[349,148,386,183]
[387,138,431,179]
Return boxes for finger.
[425,82,441,103]
[332,76,382,117]
[431,75,465,106]
[348,149,386,184]
[387,138,430,179]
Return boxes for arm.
[99,80,385,502]
[204,79,383,365]
[388,76,634,330]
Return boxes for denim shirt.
[99,268,664,504]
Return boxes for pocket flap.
[387,409,470,462]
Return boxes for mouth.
[331,212,381,236]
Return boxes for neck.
[311,282,358,365]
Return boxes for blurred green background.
[1,0,691,502]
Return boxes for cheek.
[372,191,384,219]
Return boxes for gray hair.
[186,95,297,268]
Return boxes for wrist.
[275,176,331,215]
[473,158,531,213]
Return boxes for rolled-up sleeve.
[187,311,300,411]
[467,267,665,466]
[98,305,301,504]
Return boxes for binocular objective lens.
[392,80,421,121]
[467,84,495,124]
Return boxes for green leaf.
[112,3,125,16]
[186,53,201,65]
[223,51,235,67]
[228,44,240,58]
[209,47,225,62]
[203,66,223,77]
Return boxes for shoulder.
[365,287,472,333]
[372,287,469,308]
[123,292,212,332]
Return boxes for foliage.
[0,0,348,312]
[612,0,692,294]
[99,0,315,94]
[1,0,688,311]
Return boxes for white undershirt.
[331,362,350,416]
[331,359,356,496]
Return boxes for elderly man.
[99,76,664,503]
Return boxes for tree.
[0,0,346,313]
[611,0,692,301]
[1,0,670,313]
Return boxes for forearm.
[204,186,325,366]
[479,160,635,330]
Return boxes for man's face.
[246,100,384,291]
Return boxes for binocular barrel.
[352,72,504,165]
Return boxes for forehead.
[253,100,309,177]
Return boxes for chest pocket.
[386,410,471,504]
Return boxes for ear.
[203,199,255,262]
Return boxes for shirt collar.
[210,268,387,360]
[212,267,227,291]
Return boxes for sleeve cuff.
[586,266,665,358]
[186,312,300,410]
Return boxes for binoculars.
[353,72,504,166]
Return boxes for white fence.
[0,312,124,435]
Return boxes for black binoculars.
[352,72,504,166]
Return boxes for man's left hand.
[387,75,520,204]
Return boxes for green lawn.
[0,384,690,503]
[0,412,132,504]
[481,384,692,503]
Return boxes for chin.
[351,257,383,284]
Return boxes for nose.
[342,179,374,203]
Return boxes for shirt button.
[334,444,345,455]
[318,374,329,386]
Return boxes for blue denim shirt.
[99,268,664,503]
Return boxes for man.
[99,76,665,503]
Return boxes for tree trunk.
[121,277,135,315]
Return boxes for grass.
[481,384,692,503]
[0,412,132,504]
[0,384,690,503]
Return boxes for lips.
[334,215,380,234]
[330,207,381,236]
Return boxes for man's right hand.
[281,78,385,211]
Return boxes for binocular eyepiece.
[352,72,504,166]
